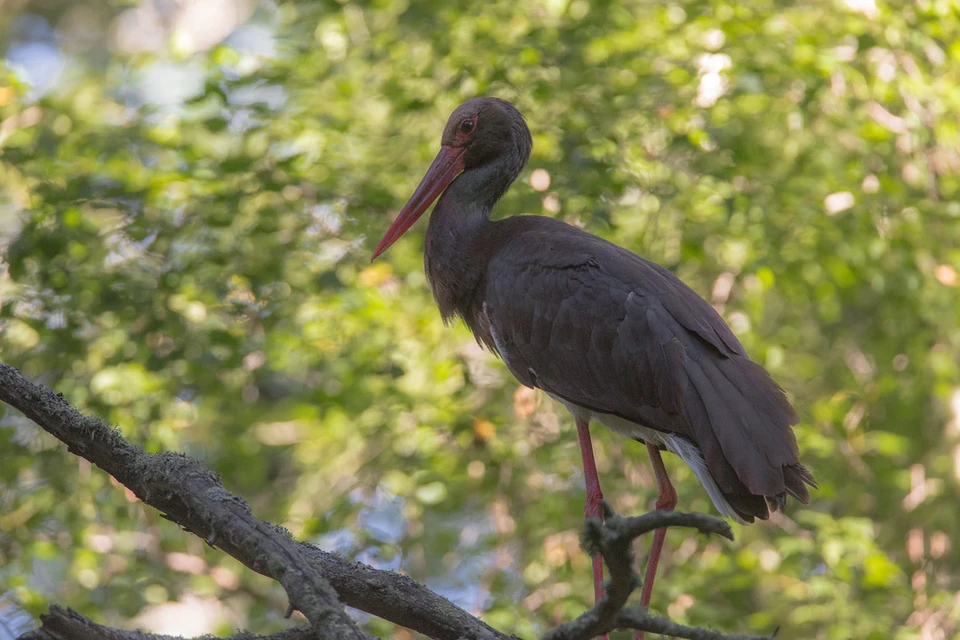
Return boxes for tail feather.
[675,357,749,496]
[724,492,769,523]
[680,347,817,516]
[784,463,817,503]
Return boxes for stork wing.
[478,218,811,506]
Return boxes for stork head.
[372,97,532,260]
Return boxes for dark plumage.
[467,217,815,521]
[374,97,816,616]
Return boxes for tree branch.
[0,367,366,640]
[0,362,508,640]
[20,605,316,640]
[616,609,775,640]
[1,361,774,640]
[542,508,765,640]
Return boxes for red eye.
[459,118,476,134]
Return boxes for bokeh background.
[1,0,959,638]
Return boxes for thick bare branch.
[0,363,364,640]
[20,605,317,640]
[0,362,509,640]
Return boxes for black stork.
[372,97,816,634]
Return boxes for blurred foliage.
[1,0,960,638]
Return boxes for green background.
[1,0,959,638]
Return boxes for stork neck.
[446,153,520,212]
[424,182,491,322]
[423,142,528,321]
[425,150,522,270]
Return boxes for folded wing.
[476,218,815,521]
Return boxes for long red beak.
[372,145,466,260]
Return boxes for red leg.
[634,443,678,640]
[575,419,607,606]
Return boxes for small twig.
[617,510,734,542]
[616,608,775,640]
